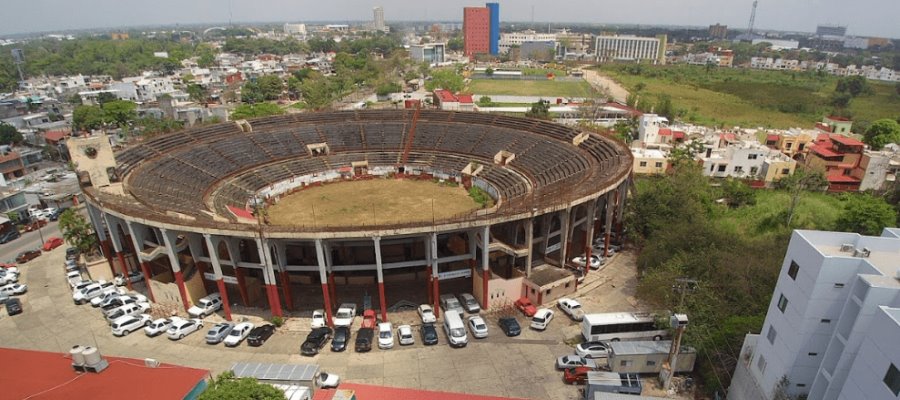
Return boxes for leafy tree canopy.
[72,105,106,132]
[424,69,464,93]
[835,194,897,235]
[199,372,285,400]
[0,123,24,146]
[525,100,551,120]
[863,119,900,151]
[58,209,98,256]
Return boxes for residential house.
[858,144,900,192]
[0,151,26,183]
[631,148,669,175]
[805,134,866,192]
[700,140,796,184]
[766,129,817,159]
[432,90,474,111]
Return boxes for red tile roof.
[830,135,864,147]
[0,347,208,400]
[44,130,69,142]
[826,174,861,183]
[766,134,780,142]
[0,151,21,163]
[673,131,686,140]
[227,205,256,221]
[313,383,527,400]
[826,115,851,122]
[810,145,841,158]
[433,89,458,103]
[457,94,474,104]
[658,128,672,136]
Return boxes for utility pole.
[660,278,696,391]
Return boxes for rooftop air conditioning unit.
[70,345,86,367]
[853,248,871,258]
[144,358,160,368]
[73,346,109,373]
[840,243,855,252]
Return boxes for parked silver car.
[205,322,235,344]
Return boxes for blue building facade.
[486,2,499,55]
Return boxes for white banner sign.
[438,269,472,281]
[546,242,562,253]
[203,273,238,285]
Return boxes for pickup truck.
[360,309,377,329]
[557,298,585,321]
[333,303,357,327]
[188,293,223,318]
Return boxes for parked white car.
[397,325,414,345]
[111,314,152,336]
[377,322,394,349]
[557,298,585,321]
[66,271,83,288]
[223,322,254,347]
[333,303,357,327]
[571,255,603,270]
[74,281,116,304]
[167,318,204,340]
[316,372,340,389]
[467,315,489,339]
[114,270,144,286]
[187,293,223,318]
[531,308,555,330]
[90,288,126,307]
[311,309,326,329]
[576,341,611,359]
[417,304,437,324]
[0,283,27,296]
[105,302,150,323]
[0,270,18,285]
[145,318,177,337]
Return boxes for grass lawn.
[468,79,595,97]
[267,178,479,227]
[714,189,845,237]
[598,64,900,129]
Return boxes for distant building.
[631,148,669,175]
[463,7,491,58]
[819,116,853,135]
[409,43,446,66]
[499,31,557,54]
[859,144,900,192]
[816,24,847,37]
[595,35,666,64]
[432,89,474,111]
[110,32,129,40]
[373,6,386,33]
[0,151,26,183]
[486,2,500,55]
[519,41,557,61]
[700,140,796,183]
[709,23,728,39]
[752,38,800,50]
[843,37,869,50]
[805,134,866,192]
[727,228,900,400]
[283,23,307,36]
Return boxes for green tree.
[230,103,285,120]
[656,94,675,122]
[375,82,401,97]
[0,123,24,145]
[447,37,464,52]
[186,84,208,103]
[477,96,495,107]
[774,169,829,227]
[525,100,551,120]
[101,100,137,128]
[862,119,900,151]
[721,178,757,208]
[299,73,336,111]
[58,209,98,256]
[424,69,464,92]
[199,371,285,400]
[835,75,872,97]
[668,140,705,164]
[835,194,897,235]
[72,105,106,132]
[137,116,184,138]
[256,75,285,100]
[484,67,494,77]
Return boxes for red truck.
[360,309,377,329]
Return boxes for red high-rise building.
[463,7,490,58]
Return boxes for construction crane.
[399,102,421,167]
[747,0,758,37]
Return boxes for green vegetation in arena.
[598,64,900,129]
[467,79,595,97]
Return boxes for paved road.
[0,244,648,399]
[0,222,61,262]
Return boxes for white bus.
[581,312,667,342]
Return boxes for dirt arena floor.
[267,178,481,227]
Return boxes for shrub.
[271,316,284,327]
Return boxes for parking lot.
[0,245,646,399]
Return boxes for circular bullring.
[94,110,632,237]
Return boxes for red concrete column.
[328,273,337,308]
[117,252,133,291]
[267,284,283,317]
[280,271,294,311]
[234,268,250,306]
[378,282,387,322]
[216,278,232,321]
[139,262,155,302]
[321,283,334,327]
[101,240,115,276]
[584,245,592,279]
[432,276,440,319]
[173,270,190,312]
[481,269,489,311]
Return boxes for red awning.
[227,205,256,221]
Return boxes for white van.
[442,310,468,348]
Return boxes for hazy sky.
[2,0,899,38]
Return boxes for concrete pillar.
[315,239,333,327]
[481,225,490,311]
[324,242,336,308]
[280,270,294,311]
[161,229,190,312]
[583,202,596,279]
[204,234,232,321]
[604,191,615,257]
[256,238,282,318]
[374,236,386,321]
[102,214,133,290]
[273,242,293,311]
[525,218,534,277]
[224,239,249,306]
[616,181,629,237]
[558,208,571,267]
[86,204,115,274]
[540,214,552,257]
[430,233,440,318]
[125,220,155,302]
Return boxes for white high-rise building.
[283,23,307,36]
[728,228,900,400]
[498,30,557,54]
[595,35,666,64]
[373,6,386,33]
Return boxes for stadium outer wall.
[75,111,633,324]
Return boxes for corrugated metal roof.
[231,362,318,382]
[611,340,672,355]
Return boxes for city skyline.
[1,0,899,38]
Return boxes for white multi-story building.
[728,228,900,400]
[699,140,796,183]
[373,7,386,33]
[499,30,557,54]
[595,35,666,64]
[409,43,446,66]
[283,23,307,37]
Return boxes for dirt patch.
[267,178,481,227]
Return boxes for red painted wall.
[464,7,490,58]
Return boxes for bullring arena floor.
[266,178,481,227]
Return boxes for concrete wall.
[67,136,117,187]
[727,335,771,400]
[85,256,113,282]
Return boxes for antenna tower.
[747,0,758,36]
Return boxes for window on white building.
[788,261,799,280]
[748,154,758,160]
[735,166,744,173]
[777,294,788,313]
[756,354,767,373]
[620,360,633,367]
[750,167,759,175]
[808,352,818,356]
[766,325,777,344]
[884,363,900,396]
[640,161,647,167]
[718,165,726,172]
[820,319,831,323]
[834,283,845,288]
[646,360,656,367]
